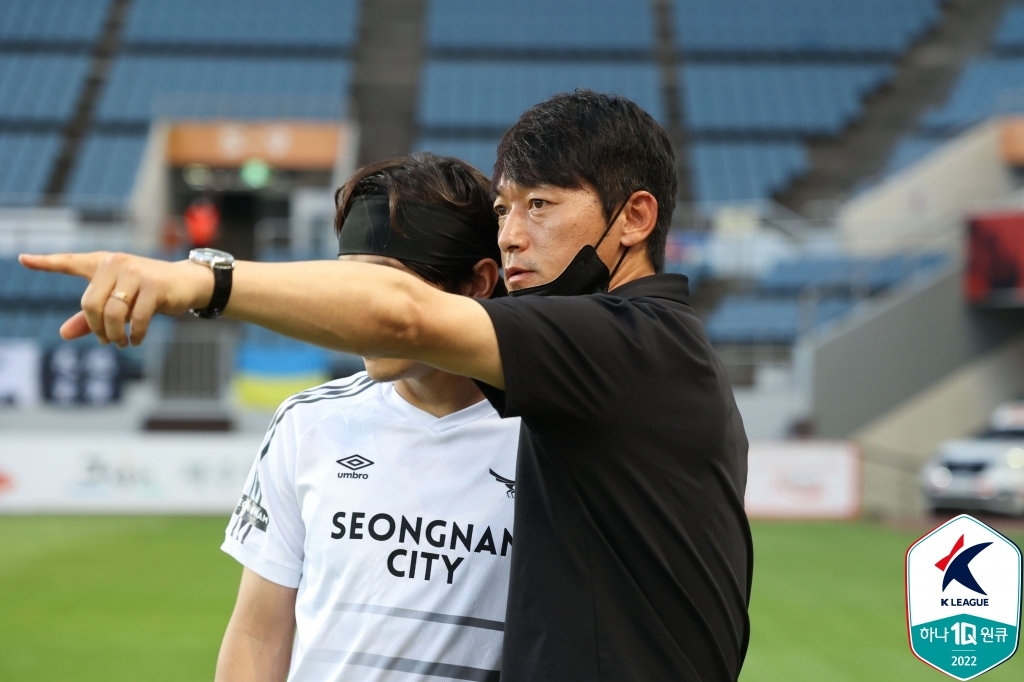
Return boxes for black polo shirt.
[476,273,752,682]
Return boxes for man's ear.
[463,258,501,299]
[619,191,658,248]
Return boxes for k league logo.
[906,514,1022,680]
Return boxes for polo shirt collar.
[608,273,690,304]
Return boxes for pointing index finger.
[18,252,107,279]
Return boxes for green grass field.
[0,517,1020,681]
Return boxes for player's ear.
[620,190,658,248]
[464,258,500,299]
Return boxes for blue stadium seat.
[95,56,352,124]
[64,134,148,209]
[993,3,1024,52]
[922,58,1024,132]
[122,0,360,49]
[0,134,62,205]
[885,136,945,175]
[0,257,87,305]
[673,0,941,56]
[705,295,855,345]
[0,0,110,45]
[413,138,501,176]
[426,0,654,53]
[689,142,808,205]
[757,253,950,294]
[682,64,893,135]
[419,61,665,131]
[0,55,91,122]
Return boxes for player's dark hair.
[494,89,677,273]
[335,152,498,293]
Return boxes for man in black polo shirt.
[24,91,752,681]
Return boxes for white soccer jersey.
[222,373,521,682]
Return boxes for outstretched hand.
[18,252,214,347]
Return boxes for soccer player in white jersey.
[215,154,520,682]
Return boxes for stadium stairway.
[352,0,426,165]
[776,0,1012,216]
[44,0,132,203]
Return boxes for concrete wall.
[128,122,171,253]
[807,266,1024,438]
[855,332,1024,518]
[838,120,1014,254]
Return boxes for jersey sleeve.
[477,294,664,424]
[221,406,306,588]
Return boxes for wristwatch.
[188,248,235,318]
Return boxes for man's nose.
[497,207,529,254]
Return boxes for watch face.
[190,248,235,268]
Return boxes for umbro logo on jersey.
[338,455,373,480]
[490,469,515,498]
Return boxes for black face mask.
[508,201,630,298]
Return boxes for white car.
[922,402,1024,516]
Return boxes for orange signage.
[1001,118,1024,165]
[167,122,345,169]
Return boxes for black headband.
[338,194,500,268]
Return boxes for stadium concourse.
[3,0,1024,679]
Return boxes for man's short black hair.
[493,89,677,273]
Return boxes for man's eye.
[494,205,507,216]
[530,199,545,209]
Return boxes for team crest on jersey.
[906,514,1021,680]
[490,469,515,498]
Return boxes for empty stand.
[122,0,359,52]
[95,56,351,125]
[426,0,654,56]
[673,0,942,57]
[993,2,1024,52]
[689,142,808,205]
[0,0,110,48]
[419,60,665,135]
[64,134,148,208]
[704,253,950,345]
[922,57,1024,131]
[884,136,945,175]
[683,64,893,136]
[0,55,91,125]
[0,134,63,204]
[413,138,499,175]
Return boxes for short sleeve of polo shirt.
[221,409,306,588]
[477,290,665,423]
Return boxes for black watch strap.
[194,266,233,319]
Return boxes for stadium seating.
[0,0,110,46]
[64,134,149,209]
[673,0,942,56]
[418,61,665,132]
[758,253,949,294]
[95,56,351,124]
[0,134,63,205]
[425,0,654,54]
[0,55,91,123]
[682,64,894,135]
[122,0,360,50]
[413,138,501,176]
[689,142,808,205]
[703,252,950,344]
[884,135,944,175]
[921,58,1024,131]
[993,3,1024,53]
[705,296,855,345]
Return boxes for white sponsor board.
[0,433,262,513]
[745,440,861,519]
